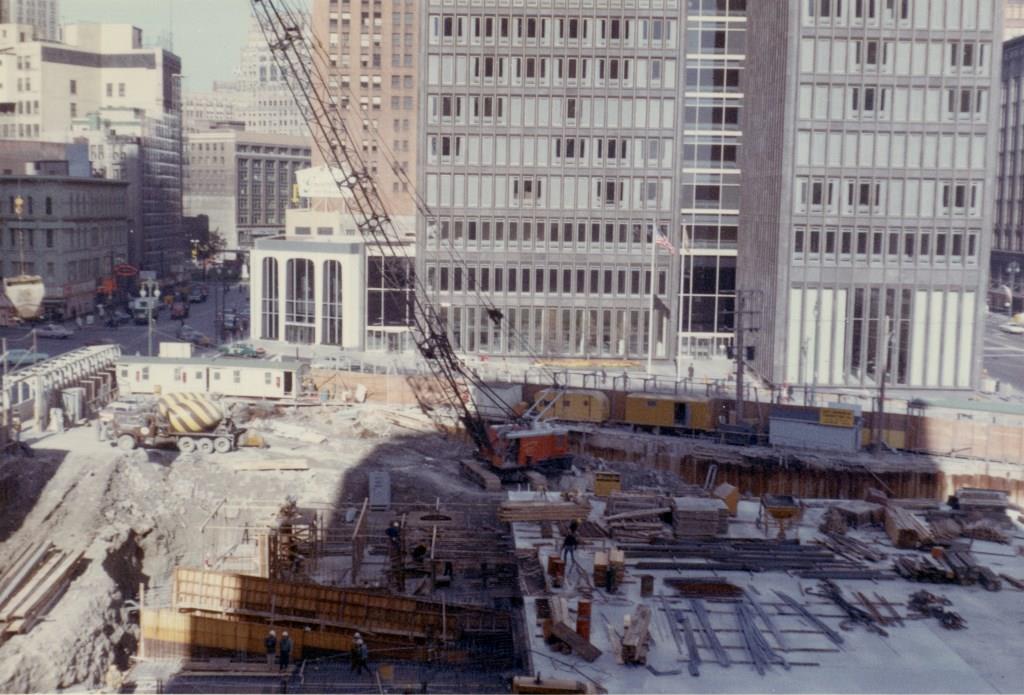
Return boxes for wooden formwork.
[171,568,510,642]
[140,608,429,662]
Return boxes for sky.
[59,0,254,91]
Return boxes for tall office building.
[0,22,183,273]
[994,33,1024,307]
[418,1,682,359]
[313,0,419,219]
[0,0,57,41]
[740,0,1001,392]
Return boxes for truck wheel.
[178,437,197,454]
[213,437,232,454]
[197,438,215,455]
[117,434,137,451]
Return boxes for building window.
[261,257,279,340]
[322,260,343,346]
[69,79,76,95]
[284,258,315,344]
[118,83,126,97]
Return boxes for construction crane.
[250,0,571,476]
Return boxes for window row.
[424,218,671,255]
[426,135,673,169]
[685,23,747,56]
[797,84,989,122]
[791,225,980,263]
[437,304,668,358]
[795,130,987,170]
[799,38,991,77]
[429,14,678,49]
[803,0,995,32]
[426,264,668,297]
[793,177,984,218]
[427,54,677,90]
[426,95,677,130]
[424,174,673,211]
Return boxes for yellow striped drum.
[157,393,224,434]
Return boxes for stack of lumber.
[540,597,601,662]
[884,505,933,549]
[606,491,671,517]
[955,488,1008,519]
[609,548,626,585]
[593,551,608,587]
[961,519,1009,544]
[894,548,1000,590]
[604,506,672,543]
[830,501,885,527]
[671,496,728,538]
[619,605,652,665]
[499,500,590,523]
[0,542,82,641]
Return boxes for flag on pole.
[655,229,677,255]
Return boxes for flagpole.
[646,225,657,375]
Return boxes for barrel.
[576,599,592,641]
[640,574,655,597]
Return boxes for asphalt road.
[0,283,250,368]
[982,310,1024,391]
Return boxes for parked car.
[218,342,266,358]
[106,310,131,327]
[999,322,1024,335]
[35,323,74,339]
[188,287,208,304]
[2,348,50,369]
[189,333,213,348]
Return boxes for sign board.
[114,263,139,277]
[295,165,351,199]
[819,407,856,428]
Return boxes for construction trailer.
[116,355,305,399]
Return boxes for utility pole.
[732,290,762,424]
[148,308,154,357]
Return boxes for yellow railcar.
[534,388,611,424]
[624,393,716,433]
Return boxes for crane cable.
[251,0,530,450]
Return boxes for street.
[982,310,1024,391]
[0,283,250,367]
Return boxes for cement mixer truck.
[108,392,246,454]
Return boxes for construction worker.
[386,520,401,546]
[562,520,580,564]
[264,630,277,670]
[350,633,371,675]
[278,631,293,672]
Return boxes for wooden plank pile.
[604,506,672,542]
[894,548,1001,590]
[619,605,652,665]
[955,488,1008,520]
[0,542,83,641]
[499,500,590,523]
[672,496,728,538]
[606,491,671,517]
[540,597,601,662]
[884,505,933,549]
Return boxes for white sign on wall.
[295,166,352,199]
